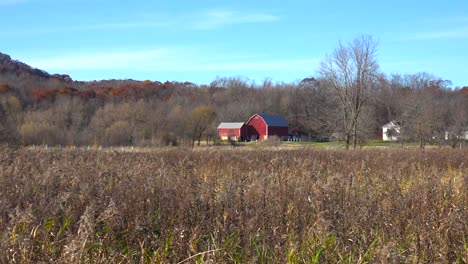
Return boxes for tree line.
[0,36,467,148]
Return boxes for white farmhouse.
[445,131,468,140]
[382,121,401,141]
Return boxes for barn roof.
[217,122,245,129]
[249,113,288,127]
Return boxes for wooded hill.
[0,50,467,147]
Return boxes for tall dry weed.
[0,147,467,263]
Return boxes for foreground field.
[1,148,467,263]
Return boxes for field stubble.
[0,147,467,263]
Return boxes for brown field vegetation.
[1,147,467,263]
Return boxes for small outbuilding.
[246,113,289,140]
[217,122,246,141]
[382,121,400,141]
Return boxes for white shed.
[382,121,401,141]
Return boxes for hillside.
[0,52,466,148]
[0,52,72,82]
[0,52,198,103]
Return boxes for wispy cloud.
[77,8,281,31]
[4,8,280,36]
[429,16,468,24]
[71,21,171,31]
[26,47,315,74]
[2,21,172,36]
[403,27,468,40]
[28,49,170,71]
[172,59,316,72]
[192,9,280,30]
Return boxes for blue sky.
[1,0,467,87]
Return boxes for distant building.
[217,113,289,141]
[246,113,289,140]
[445,131,468,140]
[217,122,246,141]
[382,121,400,141]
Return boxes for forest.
[1,37,467,148]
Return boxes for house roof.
[249,113,288,127]
[217,122,245,129]
[382,121,400,128]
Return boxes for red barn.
[217,122,246,141]
[246,114,288,140]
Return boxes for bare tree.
[396,74,449,148]
[384,75,417,147]
[191,105,216,147]
[319,35,380,149]
[286,78,338,141]
[0,95,21,144]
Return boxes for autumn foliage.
[32,87,77,100]
[460,87,468,95]
[1,51,467,148]
[28,81,193,102]
[0,82,10,94]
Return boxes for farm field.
[1,147,467,263]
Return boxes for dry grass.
[1,147,467,263]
